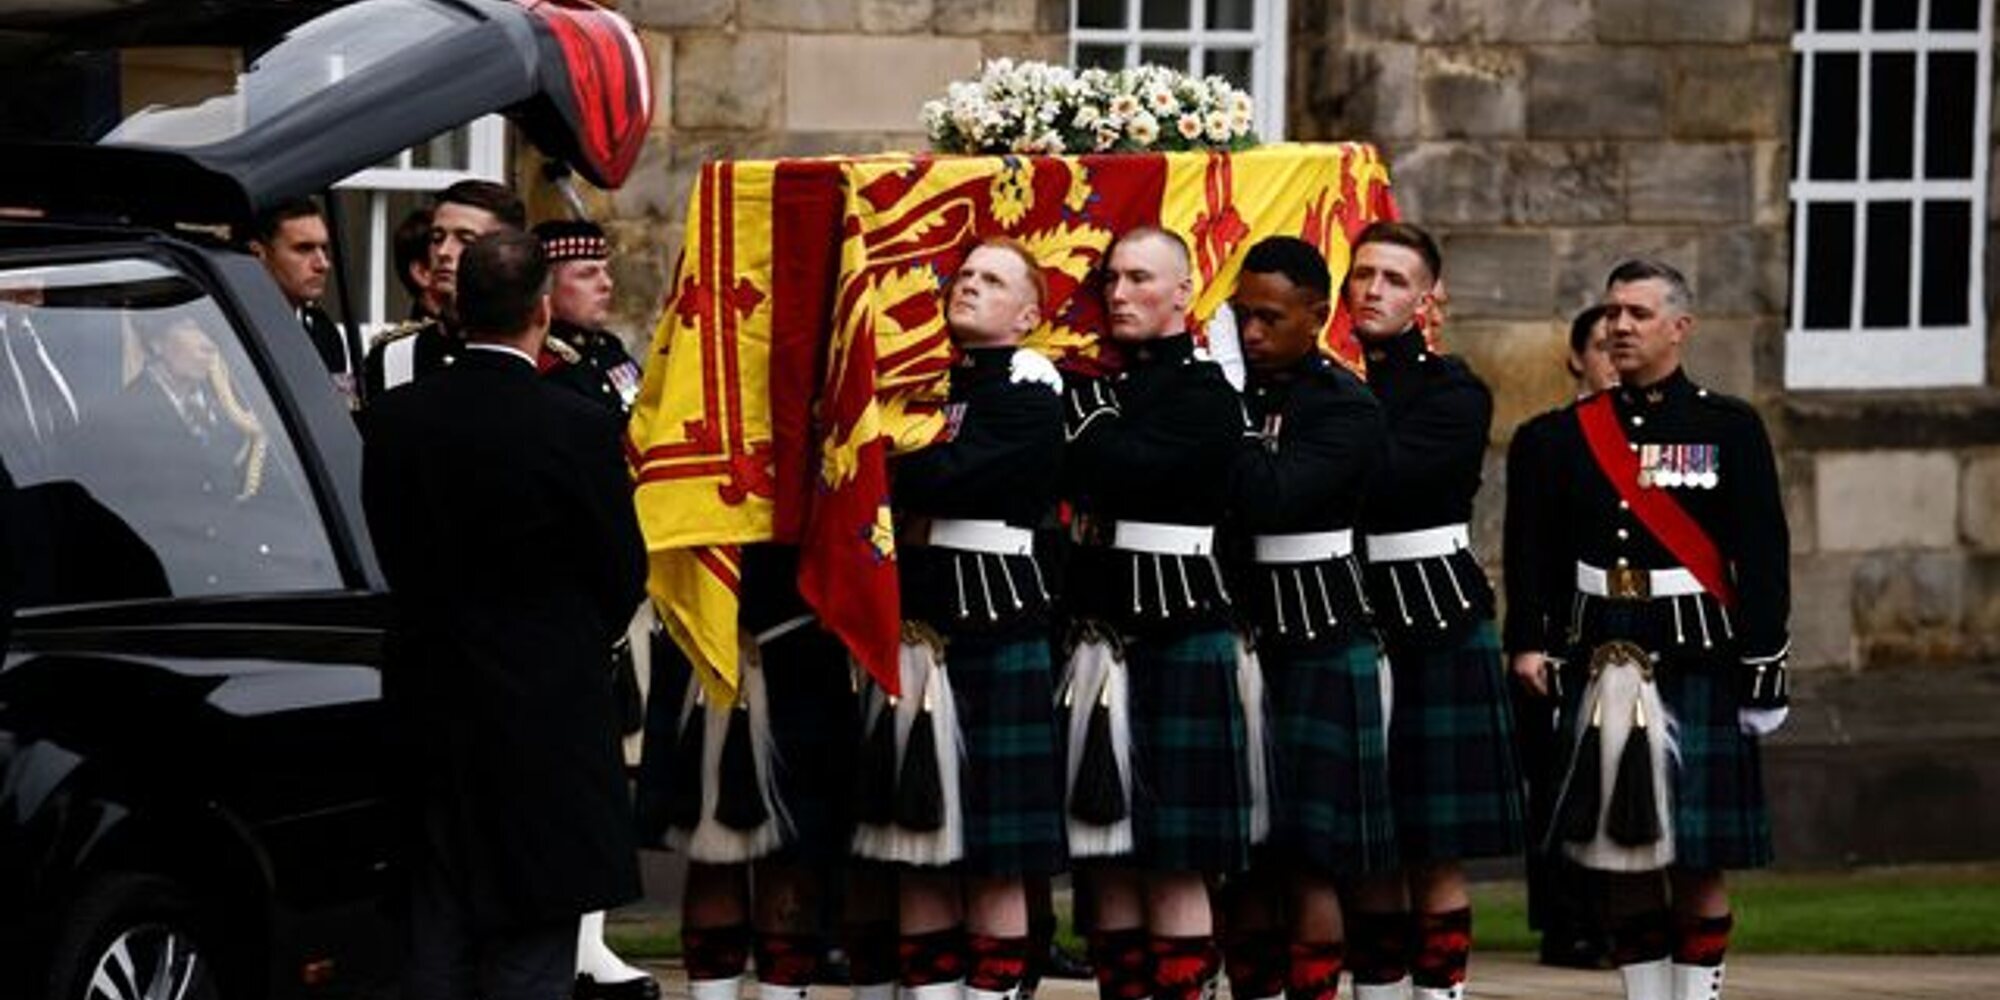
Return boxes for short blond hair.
[967,236,1048,309]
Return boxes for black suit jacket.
[361,346,646,930]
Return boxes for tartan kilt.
[949,629,1068,876]
[1126,624,1254,874]
[1383,618,1525,862]
[1263,631,1399,876]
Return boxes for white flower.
[1073,104,1102,129]
[1127,111,1159,147]
[1177,113,1204,140]
[1108,93,1142,119]
[1094,121,1121,150]
[1146,85,1178,116]
[1205,110,1232,143]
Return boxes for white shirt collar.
[466,341,536,367]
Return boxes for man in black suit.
[362,230,647,999]
[248,197,356,407]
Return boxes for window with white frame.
[325,117,507,330]
[1071,0,1286,141]
[1787,0,1992,389]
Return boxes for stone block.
[1437,232,1552,319]
[1683,317,1759,399]
[604,219,672,350]
[785,35,982,132]
[1854,551,1968,663]
[1754,0,1795,40]
[1696,225,1787,317]
[625,0,731,29]
[861,0,934,32]
[980,34,1068,67]
[1551,228,1703,309]
[1527,47,1665,139]
[674,34,783,130]
[1753,139,1791,226]
[743,0,858,31]
[1348,0,1591,44]
[773,130,930,158]
[1626,142,1753,224]
[1788,553,1857,668]
[1502,142,1623,225]
[1668,47,1789,140]
[607,134,681,221]
[1338,45,1422,141]
[1782,450,1815,555]
[1816,450,1960,551]
[1420,47,1526,138]
[1962,450,2000,550]
[1443,319,1571,446]
[1599,0,1754,42]
[1471,445,1506,570]
[1390,142,1507,226]
[932,0,1040,34]
[1966,556,2000,658]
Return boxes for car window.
[0,255,340,606]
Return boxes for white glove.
[1738,706,1789,736]
[1008,348,1063,394]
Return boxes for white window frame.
[330,116,508,329]
[1070,0,1288,141]
[1786,0,1992,389]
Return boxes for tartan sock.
[1088,928,1154,1000]
[968,934,1032,992]
[1672,913,1733,968]
[1410,908,1471,989]
[848,921,901,988]
[1221,929,1287,1000]
[1285,941,1345,1000]
[684,923,753,981]
[1608,910,1674,967]
[899,927,967,987]
[1148,935,1219,1000]
[1343,912,1409,986]
[754,932,822,987]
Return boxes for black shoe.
[817,945,853,985]
[574,973,663,1000]
[1536,931,1611,970]
[1041,942,1093,980]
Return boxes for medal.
[1657,445,1681,488]
[1698,444,1720,489]
[1637,443,1658,489]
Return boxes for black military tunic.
[363,318,459,401]
[541,320,644,415]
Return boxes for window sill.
[1782,386,2000,450]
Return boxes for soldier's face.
[1602,278,1692,384]
[947,245,1040,347]
[428,202,504,304]
[253,214,330,307]
[1231,270,1329,376]
[1343,242,1434,342]
[1104,233,1191,342]
[551,258,614,329]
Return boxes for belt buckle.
[1606,565,1651,600]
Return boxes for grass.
[607,862,2000,960]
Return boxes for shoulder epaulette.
[545,335,583,364]
[367,317,434,352]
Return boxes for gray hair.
[1606,258,1694,314]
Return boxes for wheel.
[46,873,228,1000]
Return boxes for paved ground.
[636,952,2000,999]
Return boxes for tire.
[45,873,228,1000]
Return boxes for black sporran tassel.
[1606,698,1663,846]
[665,696,706,832]
[855,695,899,825]
[714,703,769,831]
[894,679,946,831]
[1069,679,1128,824]
[1559,695,1604,843]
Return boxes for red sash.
[1576,393,1737,608]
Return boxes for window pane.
[1868,52,1915,179]
[1206,0,1254,30]
[1861,201,1911,327]
[1078,0,1126,29]
[1140,46,1190,71]
[409,126,470,171]
[1808,52,1859,180]
[1817,0,1861,30]
[1930,0,1978,30]
[1204,48,1253,92]
[1141,0,1191,29]
[0,258,341,605]
[1872,0,1918,29]
[1076,44,1127,71]
[1920,200,1972,326]
[1924,52,1976,179]
[1802,202,1855,329]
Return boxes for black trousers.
[404,840,579,1000]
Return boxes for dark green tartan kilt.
[947,629,1068,876]
[1383,618,1526,862]
[1263,631,1399,876]
[1125,624,1254,874]
[1553,649,1774,871]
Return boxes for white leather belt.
[1576,562,1705,600]
[927,518,1035,557]
[1112,520,1215,557]
[1364,523,1469,562]
[1254,529,1354,564]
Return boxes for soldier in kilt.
[1061,227,1253,1000]
[1509,261,1788,1000]
[867,238,1069,1000]
[1346,222,1524,1000]
[1217,237,1395,1000]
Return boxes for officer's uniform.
[542,320,644,413]
[299,303,359,410]
[363,316,457,401]
[1357,327,1523,863]
[1228,352,1396,876]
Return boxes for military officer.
[534,219,645,413]
[1510,260,1788,1000]
[1346,221,1523,1000]
[1217,237,1392,1000]
[362,180,525,401]
[247,197,356,406]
